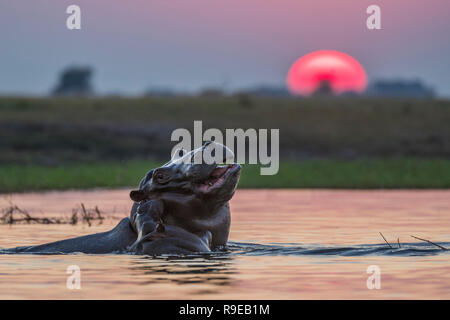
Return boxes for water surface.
[0,189,449,299]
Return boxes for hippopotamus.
[128,201,212,255]
[3,142,241,255]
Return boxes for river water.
[0,189,449,299]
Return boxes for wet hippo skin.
[4,142,241,255]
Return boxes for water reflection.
[126,240,450,289]
[129,254,236,286]
[1,189,449,299]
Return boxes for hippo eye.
[153,171,169,184]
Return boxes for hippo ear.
[138,169,154,189]
[156,223,165,233]
[129,190,147,202]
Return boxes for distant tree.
[368,79,435,98]
[312,80,333,96]
[240,86,290,98]
[52,66,94,96]
[198,87,224,97]
[145,88,176,97]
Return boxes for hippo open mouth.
[197,164,240,193]
[130,162,241,202]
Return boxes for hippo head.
[129,141,241,250]
[130,141,241,211]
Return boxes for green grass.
[239,158,450,188]
[0,160,161,193]
[1,158,449,193]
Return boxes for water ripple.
[1,241,448,257]
[226,241,450,257]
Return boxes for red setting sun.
[286,50,368,96]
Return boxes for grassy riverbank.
[1,96,449,192]
[1,96,450,164]
[1,158,449,193]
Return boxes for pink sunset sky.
[1,0,449,96]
